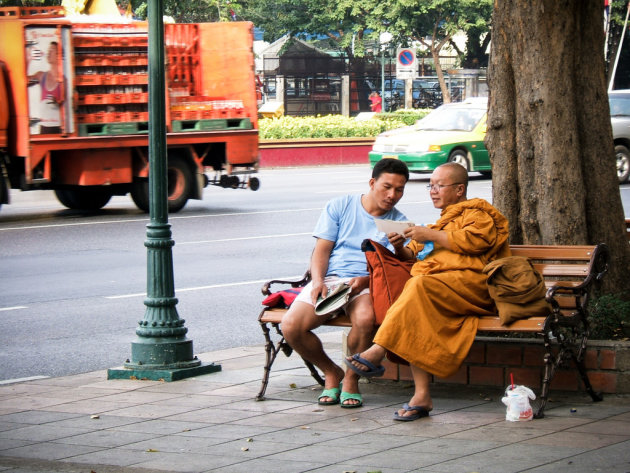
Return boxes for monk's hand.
[404,225,431,243]
[347,276,369,295]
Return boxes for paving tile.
[162,405,259,424]
[55,429,164,448]
[99,402,201,420]
[176,423,280,440]
[441,423,551,443]
[564,419,630,436]
[522,430,630,449]
[0,424,91,442]
[117,433,229,453]
[229,411,330,429]
[109,418,210,435]
[327,447,458,470]
[262,443,377,464]
[59,446,164,468]
[394,436,502,455]
[210,458,330,473]
[0,411,81,426]
[425,443,586,473]
[374,418,477,438]
[0,441,103,461]
[521,439,630,472]
[126,450,246,472]
[307,464,409,473]
[41,399,139,415]
[47,414,144,430]
[0,438,36,450]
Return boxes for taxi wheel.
[448,150,470,172]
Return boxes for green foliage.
[259,110,429,140]
[588,293,630,340]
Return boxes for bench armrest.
[545,242,609,311]
[261,270,311,296]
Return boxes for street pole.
[108,0,220,381]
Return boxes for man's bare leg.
[281,302,344,403]
[341,294,378,406]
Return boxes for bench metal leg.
[257,321,293,401]
[257,320,327,400]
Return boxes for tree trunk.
[487,0,630,295]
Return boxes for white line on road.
[0,306,27,312]
[178,232,311,245]
[105,276,303,299]
[0,376,49,385]
[0,207,323,231]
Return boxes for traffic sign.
[396,48,416,79]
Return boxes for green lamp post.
[108,0,220,381]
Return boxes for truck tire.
[54,187,113,211]
[130,155,193,213]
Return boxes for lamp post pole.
[108,0,220,381]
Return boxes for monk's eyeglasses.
[426,183,462,192]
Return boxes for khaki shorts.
[294,275,370,314]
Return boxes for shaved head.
[436,163,468,189]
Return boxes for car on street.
[610,89,630,183]
[368,98,491,175]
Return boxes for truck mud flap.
[171,118,252,133]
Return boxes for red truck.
[0,6,259,213]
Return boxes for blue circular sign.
[398,50,414,66]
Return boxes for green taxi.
[369,98,491,175]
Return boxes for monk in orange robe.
[346,162,510,421]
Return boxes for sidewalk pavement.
[1,332,630,473]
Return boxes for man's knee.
[281,303,317,342]
[349,304,376,334]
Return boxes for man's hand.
[310,279,327,305]
[347,276,369,295]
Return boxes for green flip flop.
[318,386,341,405]
[340,391,363,408]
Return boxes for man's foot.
[318,366,345,404]
[340,391,363,408]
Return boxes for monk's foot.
[394,396,433,420]
[344,345,386,376]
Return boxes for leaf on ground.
[289,383,297,388]
[146,448,159,452]
[90,415,100,419]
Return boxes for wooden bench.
[257,243,610,418]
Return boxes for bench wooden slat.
[510,245,596,260]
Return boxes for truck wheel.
[130,178,149,212]
[130,156,193,213]
[167,156,193,212]
[54,187,113,211]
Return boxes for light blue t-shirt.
[313,194,408,278]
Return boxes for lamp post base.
[107,362,221,382]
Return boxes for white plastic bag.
[501,385,536,421]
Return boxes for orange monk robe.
[373,198,511,378]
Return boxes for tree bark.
[487,0,630,295]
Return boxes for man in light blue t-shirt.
[282,158,410,408]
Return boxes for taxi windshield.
[416,105,486,132]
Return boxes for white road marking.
[0,376,49,385]
[105,276,303,299]
[0,306,27,312]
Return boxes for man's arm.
[309,238,335,304]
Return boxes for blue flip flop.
[317,386,341,405]
[340,391,363,408]
[393,403,431,421]
[344,353,385,378]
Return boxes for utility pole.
[108,0,220,381]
